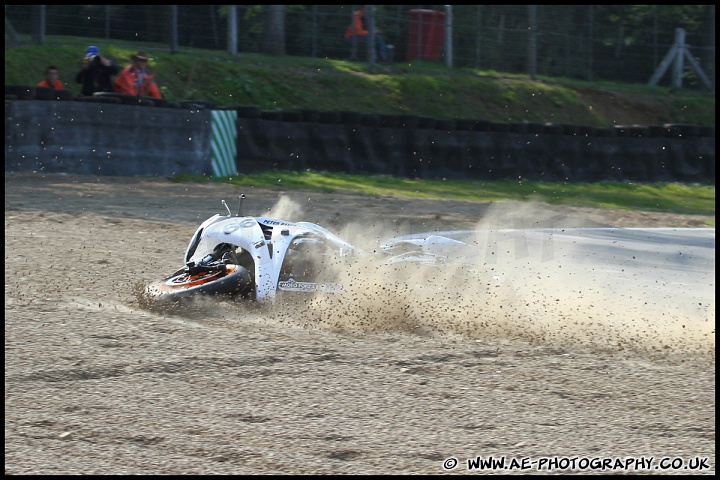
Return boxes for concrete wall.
[4,100,715,184]
[5,100,212,176]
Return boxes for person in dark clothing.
[75,45,119,97]
[344,6,390,63]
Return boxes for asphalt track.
[404,226,715,317]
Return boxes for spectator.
[113,50,162,99]
[36,65,65,90]
[344,6,390,63]
[75,45,120,97]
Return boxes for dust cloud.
[260,197,715,356]
[141,195,714,357]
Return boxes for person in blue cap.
[75,45,119,97]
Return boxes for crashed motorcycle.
[144,195,483,305]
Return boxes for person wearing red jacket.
[113,51,162,99]
[37,66,65,90]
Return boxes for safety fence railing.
[5,5,715,90]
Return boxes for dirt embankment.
[574,87,672,126]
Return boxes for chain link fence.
[5,5,715,91]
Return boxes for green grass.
[5,35,715,127]
[8,36,715,225]
[172,171,715,222]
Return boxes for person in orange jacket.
[113,51,162,98]
[344,6,390,62]
[37,66,65,90]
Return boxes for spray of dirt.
[263,197,715,356]
[138,196,715,357]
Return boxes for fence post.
[32,5,45,45]
[528,5,537,80]
[444,5,453,68]
[367,4,377,73]
[170,5,179,54]
[672,28,685,89]
[227,5,238,55]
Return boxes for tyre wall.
[4,99,715,184]
[231,109,714,184]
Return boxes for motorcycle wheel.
[145,264,254,301]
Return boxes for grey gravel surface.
[5,173,715,475]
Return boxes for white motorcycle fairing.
[145,196,482,305]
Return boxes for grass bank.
[173,171,715,222]
[5,36,716,127]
